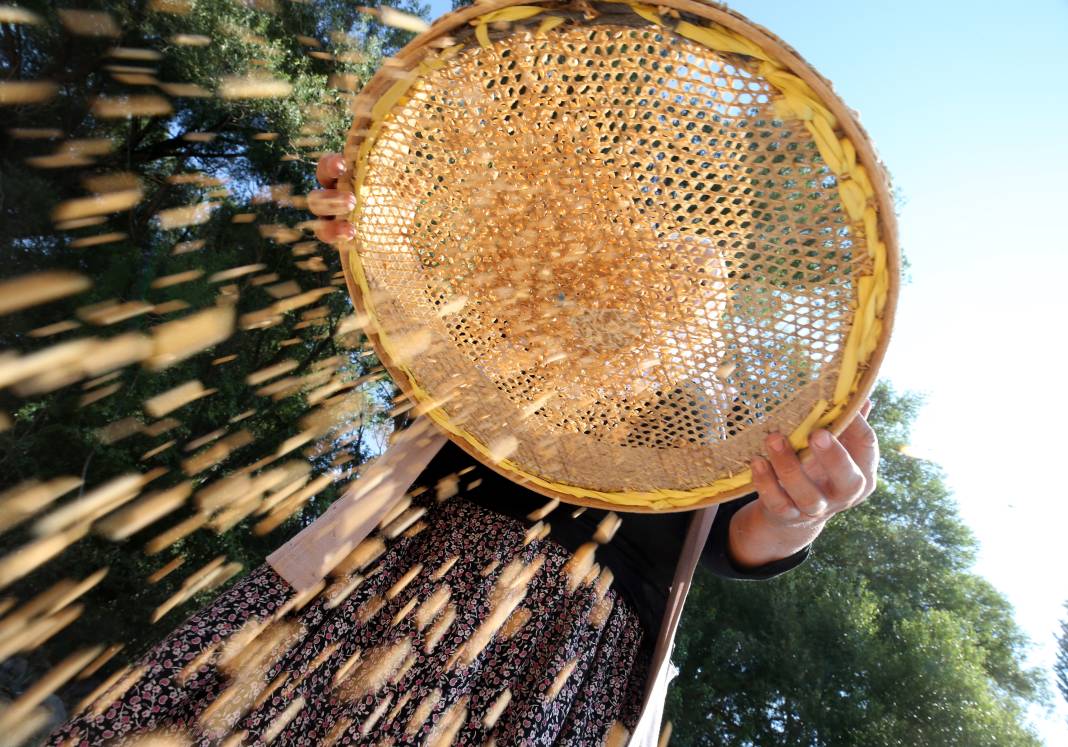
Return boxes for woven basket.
[339,0,898,512]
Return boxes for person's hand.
[309,153,355,245]
[750,397,878,526]
[729,399,879,568]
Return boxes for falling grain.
[390,596,419,627]
[94,481,192,540]
[386,691,414,727]
[0,5,41,24]
[592,512,622,544]
[332,648,363,688]
[424,603,456,654]
[430,556,458,581]
[71,230,128,248]
[0,271,90,316]
[76,643,124,681]
[386,564,423,601]
[151,299,190,315]
[482,688,512,730]
[170,33,210,46]
[73,663,129,714]
[392,650,418,684]
[29,319,81,337]
[247,359,298,386]
[219,75,293,99]
[405,688,442,737]
[262,696,305,744]
[377,496,413,530]
[1,606,86,664]
[0,476,82,533]
[460,570,533,666]
[52,189,142,222]
[499,607,531,640]
[338,639,411,701]
[92,95,173,118]
[521,391,556,419]
[0,645,104,732]
[146,556,185,584]
[151,556,228,622]
[184,428,226,452]
[0,77,57,105]
[382,506,427,539]
[356,595,386,626]
[715,362,737,379]
[562,543,597,593]
[361,5,430,33]
[526,498,559,522]
[143,417,179,437]
[523,521,546,546]
[145,305,236,370]
[435,474,459,502]
[155,201,220,230]
[144,380,210,417]
[360,694,393,737]
[588,594,613,629]
[79,300,154,326]
[151,269,204,289]
[182,429,253,475]
[330,536,386,577]
[414,586,451,631]
[402,521,428,539]
[58,9,119,36]
[487,435,519,463]
[322,574,364,610]
[33,473,142,537]
[604,721,631,747]
[545,658,578,700]
[144,513,208,555]
[159,82,211,98]
[50,367,110,399]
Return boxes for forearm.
[727,499,823,569]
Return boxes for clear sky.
[422,0,1068,740]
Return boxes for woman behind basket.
[47,155,879,747]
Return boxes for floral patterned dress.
[48,493,648,746]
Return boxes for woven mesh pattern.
[351,18,871,500]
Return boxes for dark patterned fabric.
[49,496,648,746]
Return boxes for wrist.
[728,499,823,569]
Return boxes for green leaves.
[0,0,419,685]
[1057,603,1068,716]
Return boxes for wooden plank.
[267,418,446,593]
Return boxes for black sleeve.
[700,493,810,580]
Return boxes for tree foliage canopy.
[1056,603,1068,717]
[666,381,1046,746]
[0,0,423,702]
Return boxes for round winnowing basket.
[339,0,898,512]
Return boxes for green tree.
[0,0,424,710]
[666,381,1045,746]
[1057,603,1068,714]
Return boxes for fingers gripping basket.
[339,0,898,512]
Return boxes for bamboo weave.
[340,0,898,511]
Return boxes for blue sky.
[422,0,1068,740]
